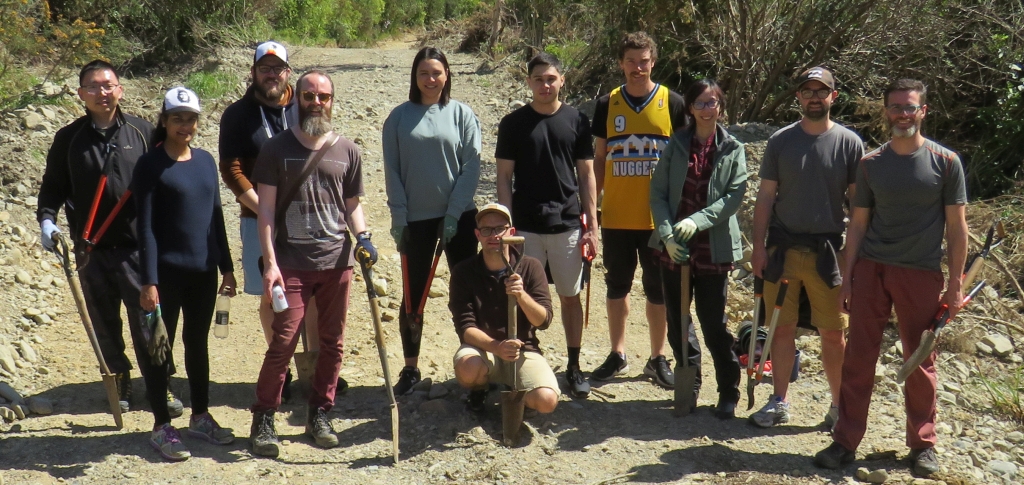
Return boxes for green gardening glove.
[442,215,459,244]
[391,223,406,250]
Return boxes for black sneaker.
[336,376,349,394]
[813,441,855,469]
[642,355,675,389]
[250,410,280,458]
[714,397,737,420]
[394,366,421,396]
[566,368,590,398]
[305,406,339,448]
[281,368,293,403]
[910,447,939,476]
[467,388,487,414]
[590,352,628,381]
[115,371,131,413]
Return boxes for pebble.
[0,348,16,375]
[865,468,888,483]
[16,341,38,363]
[428,384,449,400]
[0,406,14,421]
[1008,431,1024,443]
[412,378,433,392]
[428,280,448,298]
[372,278,388,297]
[15,270,31,285]
[26,396,52,415]
[982,334,1014,357]
[977,341,994,354]
[989,459,1018,478]
[11,403,26,419]
[937,391,957,405]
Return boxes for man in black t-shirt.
[495,53,596,399]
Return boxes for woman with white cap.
[132,87,235,461]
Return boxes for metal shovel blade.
[101,373,124,429]
[674,364,696,417]
[746,376,758,410]
[501,387,527,446]
[293,324,318,390]
[896,330,936,384]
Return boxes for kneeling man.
[448,203,560,415]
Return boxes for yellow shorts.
[453,344,559,392]
[762,248,848,331]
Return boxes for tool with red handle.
[896,280,986,383]
[581,214,594,328]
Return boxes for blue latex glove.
[355,231,378,265]
[663,237,690,264]
[390,224,406,248]
[41,220,60,250]
[442,215,459,244]
[672,218,698,242]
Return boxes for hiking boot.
[282,368,293,403]
[566,367,590,398]
[115,371,131,413]
[591,352,628,381]
[393,366,421,396]
[188,412,235,445]
[467,388,488,414]
[305,407,339,449]
[824,404,839,430]
[642,355,675,389]
[150,423,190,461]
[750,395,790,428]
[910,447,939,476]
[814,441,855,469]
[714,397,738,420]
[336,376,349,394]
[250,409,280,458]
[167,390,184,419]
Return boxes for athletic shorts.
[762,247,847,331]
[601,228,663,304]
[240,217,263,295]
[520,229,583,297]
[453,344,559,392]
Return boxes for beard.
[255,81,284,102]
[891,124,918,138]
[299,106,332,136]
[801,102,829,121]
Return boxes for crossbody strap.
[273,133,340,238]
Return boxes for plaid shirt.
[655,132,735,275]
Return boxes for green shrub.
[185,70,239,101]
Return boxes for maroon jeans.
[252,266,352,412]
[834,258,944,451]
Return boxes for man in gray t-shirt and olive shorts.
[815,79,967,477]
[751,67,864,429]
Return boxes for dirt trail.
[0,41,988,485]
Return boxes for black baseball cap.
[795,67,836,90]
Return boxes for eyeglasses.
[256,65,289,75]
[799,88,832,99]
[300,91,333,104]
[886,104,923,115]
[477,225,510,237]
[692,99,719,110]
[81,84,120,94]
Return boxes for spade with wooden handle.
[497,235,527,446]
[747,279,789,410]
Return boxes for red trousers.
[253,267,352,412]
[834,258,944,451]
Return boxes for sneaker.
[824,404,839,430]
[642,355,675,389]
[250,409,280,457]
[467,388,487,414]
[188,412,235,445]
[566,368,591,398]
[337,376,349,394]
[813,441,855,469]
[281,368,293,403]
[305,407,339,448]
[591,352,628,381]
[910,447,939,476]
[714,397,737,420]
[115,371,131,413]
[750,395,790,428]
[150,423,191,461]
[167,390,184,419]
[393,366,421,396]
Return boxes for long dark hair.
[409,46,452,106]
[152,106,170,146]
[682,78,726,128]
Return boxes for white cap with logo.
[254,41,288,65]
[163,87,201,114]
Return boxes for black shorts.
[601,228,663,304]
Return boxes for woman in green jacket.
[649,78,748,419]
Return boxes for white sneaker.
[750,395,790,428]
[150,423,191,461]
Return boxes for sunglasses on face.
[799,88,832,99]
[886,104,923,115]
[477,225,510,237]
[300,91,333,103]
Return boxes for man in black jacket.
[37,59,182,416]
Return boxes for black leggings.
[399,210,478,358]
[139,264,217,426]
[661,267,741,402]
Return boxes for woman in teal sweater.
[382,46,481,395]
[649,78,748,419]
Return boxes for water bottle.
[271,284,289,313]
[214,287,231,338]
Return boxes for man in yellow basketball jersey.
[591,31,688,391]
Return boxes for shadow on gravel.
[629,442,822,482]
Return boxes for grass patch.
[981,364,1024,424]
[185,71,240,101]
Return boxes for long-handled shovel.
[744,276,764,408]
[52,233,123,429]
[355,247,400,464]
[747,279,789,410]
[498,236,527,446]
[896,280,986,383]
[674,262,697,417]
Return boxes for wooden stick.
[588,472,637,485]
[969,315,1024,335]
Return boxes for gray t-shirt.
[252,130,365,271]
[853,139,967,271]
[759,122,864,235]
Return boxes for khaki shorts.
[520,229,583,297]
[453,344,559,391]
[762,248,848,331]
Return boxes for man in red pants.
[814,78,968,477]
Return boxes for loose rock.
[26,396,53,415]
[865,468,887,483]
[428,384,450,400]
[982,334,1014,357]
[15,270,31,285]
[0,382,24,403]
[988,459,1018,478]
